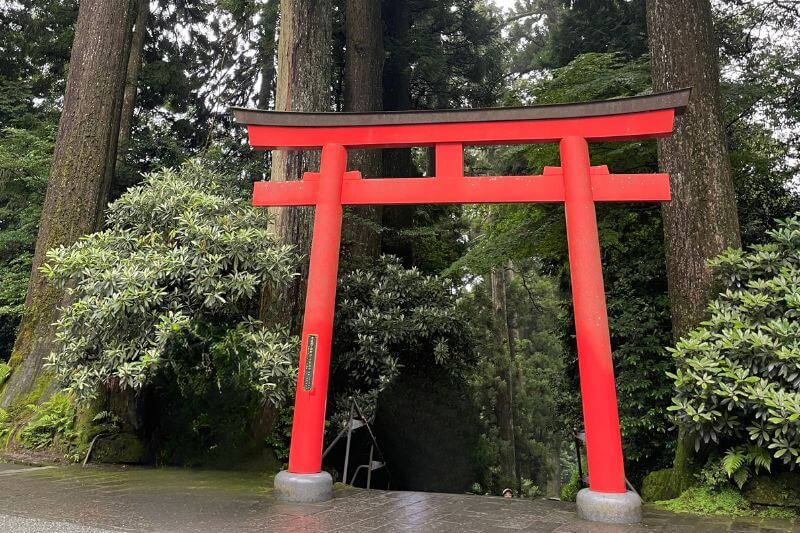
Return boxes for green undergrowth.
[0,390,95,462]
[18,393,88,461]
[0,363,11,386]
[559,467,580,502]
[560,453,587,502]
[18,394,76,450]
[654,486,798,520]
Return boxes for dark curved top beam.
[232,89,690,128]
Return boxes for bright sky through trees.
[493,0,516,11]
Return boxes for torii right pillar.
[562,136,641,523]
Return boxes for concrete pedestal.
[576,488,642,524]
[274,471,333,503]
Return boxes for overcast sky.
[492,0,517,11]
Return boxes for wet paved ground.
[0,463,795,532]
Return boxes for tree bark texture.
[504,261,522,490]
[265,0,332,333]
[342,0,384,258]
[380,0,415,264]
[647,0,742,495]
[491,263,518,490]
[95,1,136,228]
[646,0,741,340]
[3,0,134,407]
[258,0,279,109]
[116,0,149,168]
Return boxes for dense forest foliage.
[0,0,799,510]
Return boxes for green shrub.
[560,466,580,502]
[150,320,298,467]
[331,256,474,418]
[520,478,541,499]
[469,482,484,495]
[41,161,298,405]
[667,213,800,478]
[697,456,734,491]
[263,409,293,463]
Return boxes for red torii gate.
[233,89,689,523]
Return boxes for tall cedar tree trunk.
[116,0,149,171]
[3,0,134,408]
[263,0,331,333]
[258,0,279,108]
[504,261,523,491]
[646,0,741,494]
[491,263,518,491]
[250,0,282,443]
[102,0,151,435]
[342,0,383,258]
[380,0,415,264]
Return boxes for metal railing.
[322,397,391,489]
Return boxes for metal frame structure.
[322,397,389,489]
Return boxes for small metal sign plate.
[303,334,317,391]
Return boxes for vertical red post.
[287,143,347,474]
[560,136,626,494]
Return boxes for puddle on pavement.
[14,463,276,495]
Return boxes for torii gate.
[233,89,690,524]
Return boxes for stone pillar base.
[274,470,333,503]
[576,488,642,524]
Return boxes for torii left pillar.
[273,144,346,502]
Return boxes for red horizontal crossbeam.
[234,89,691,150]
[245,110,676,150]
[252,167,670,207]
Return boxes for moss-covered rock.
[91,433,147,464]
[642,468,673,501]
[232,448,283,474]
[642,467,695,501]
[744,473,800,508]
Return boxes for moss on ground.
[654,486,798,520]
